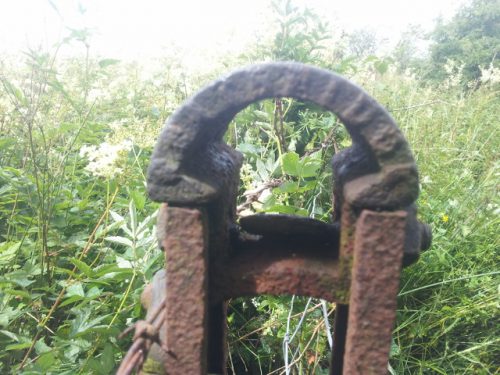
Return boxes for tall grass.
[386,82,499,374]
[0,44,498,373]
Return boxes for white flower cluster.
[480,63,500,86]
[443,59,465,88]
[79,140,133,178]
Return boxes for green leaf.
[86,286,102,299]
[116,256,133,269]
[64,343,83,361]
[4,270,34,288]
[36,351,56,371]
[236,143,262,155]
[3,288,31,300]
[100,344,114,374]
[136,210,158,236]
[66,283,85,297]
[256,159,269,181]
[0,241,21,265]
[0,183,13,196]
[104,236,133,248]
[70,258,95,277]
[109,211,125,223]
[254,110,271,121]
[70,309,109,338]
[299,156,321,177]
[282,152,300,176]
[263,204,308,216]
[95,220,124,239]
[6,342,32,351]
[277,181,300,193]
[1,78,27,106]
[47,79,78,109]
[94,264,131,277]
[130,190,146,210]
[0,306,17,327]
[129,200,137,235]
[374,59,390,75]
[35,339,52,355]
[0,137,16,151]
[390,338,401,356]
[98,58,120,68]
[59,295,85,308]
[0,329,19,341]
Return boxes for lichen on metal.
[118,62,432,375]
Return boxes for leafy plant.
[0,1,498,373]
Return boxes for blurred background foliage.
[0,0,498,373]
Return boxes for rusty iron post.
[117,62,431,375]
[161,206,209,373]
[343,210,406,374]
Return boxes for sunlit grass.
[384,83,500,373]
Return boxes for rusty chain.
[116,299,166,375]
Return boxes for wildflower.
[480,64,500,86]
[79,140,133,178]
[441,214,449,223]
[443,59,464,88]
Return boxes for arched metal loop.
[147,62,418,210]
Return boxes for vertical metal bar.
[342,210,406,375]
[330,304,348,375]
[330,201,356,375]
[160,206,208,375]
[207,302,227,374]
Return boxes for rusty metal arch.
[118,62,431,375]
[147,62,418,209]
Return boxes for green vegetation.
[427,0,500,86]
[0,0,498,373]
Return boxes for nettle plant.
[0,36,171,372]
[231,99,349,219]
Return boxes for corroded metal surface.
[119,62,432,375]
[239,213,340,240]
[117,297,166,375]
[161,206,208,374]
[343,210,406,374]
[140,269,167,374]
[213,236,341,301]
[147,63,418,209]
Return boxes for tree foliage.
[428,0,500,85]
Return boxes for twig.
[304,124,339,155]
[237,179,282,214]
[283,295,295,375]
[321,300,333,349]
[229,303,322,345]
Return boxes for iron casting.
[117,62,431,375]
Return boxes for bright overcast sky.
[0,0,467,63]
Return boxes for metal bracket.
[117,62,431,375]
